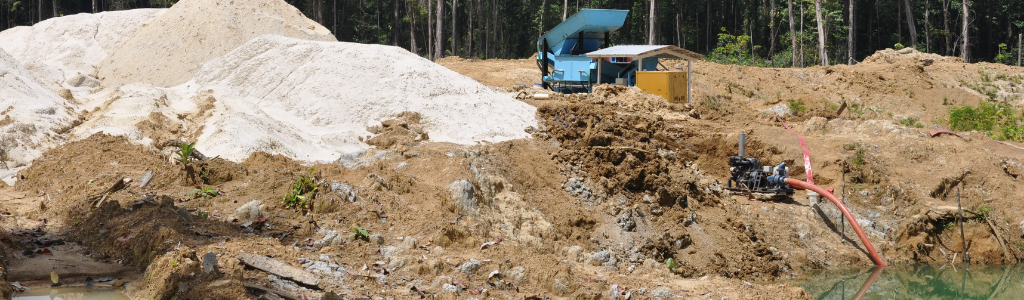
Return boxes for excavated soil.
[4,48,1024,299]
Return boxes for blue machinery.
[537,9,634,93]
[537,9,703,97]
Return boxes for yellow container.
[637,71,687,103]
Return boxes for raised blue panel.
[550,55,593,82]
[539,9,629,51]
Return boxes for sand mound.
[179,34,535,162]
[98,0,336,88]
[862,48,963,65]
[0,49,78,181]
[0,9,165,93]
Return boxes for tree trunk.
[925,0,930,53]
[394,0,399,46]
[961,0,968,62]
[676,13,681,47]
[943,0,949,55]
[563,0,567,21]
[451,0,457,56]
[435,0,443,60]
[769,0,777,60]
[409,0,417,54]
[814,0,827,66]
[788,0,797,66]
[800,0,805,67]
[540,0,547,38]
[428,0,434,59]
[904,0,917,48]
[848,0,854,64]
[648,0,655,45]
[52,0,56,17]
[92,0,97,13]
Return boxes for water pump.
[727,132,795,195]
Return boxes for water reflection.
[788,264,1024,300]
[12,287,128,300]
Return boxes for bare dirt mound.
[436,56,542,88]
[0,49,78,181]
[0,9,165,93]
[97,0,336,88]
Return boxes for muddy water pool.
[786,264,1024,299]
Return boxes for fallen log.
[238,254,320,286]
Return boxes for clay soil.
[2,48,1024,300]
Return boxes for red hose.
[853,266,885,300]
[778,118,814,184]
[785,178,887,267]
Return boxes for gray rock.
[588,250,614,266]
[608,284,622,300]
[368,234,385,245]
[563,177,593,201]
[442,283,460,293]
[449,180,475,213]
[460,259,482,274]
[202,252,218,274]
[652,287,673,298]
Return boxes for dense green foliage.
[1,0,1021,65]
[948,101,1024,142]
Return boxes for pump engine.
[726,132,795,195]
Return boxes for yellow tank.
[636,71,688,103]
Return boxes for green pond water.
[787,264,1024,300]
[12,287,129,300]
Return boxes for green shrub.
[788,100,807,116]
[283,168,319,210]
[899,116,924,128]
[948,101,1024,142]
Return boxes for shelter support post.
[597,58,602,85]
[687,59,692,104]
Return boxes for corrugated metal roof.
[586,45,704,60]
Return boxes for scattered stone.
[588,250,614,266]
[608,284,622,300]
[449,180,475,213]
[460,259,481,274]
[442,283,460,293]
[652,287,673,298]
[239,254,320,286]
[564,246,583,263]
[368,234,385,245]
[202,252,218,274]
[507,267,526,282]
[322,292,343,300]
[330,182,357,202]
[313,228,346,248]
[563,177,593,201]
[234,200,264,221]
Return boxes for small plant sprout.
[283,168,319,209]
[189,186,218,198]
[175,142,196,166]
[349,225,370,241]
[666,257,678,272]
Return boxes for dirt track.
[2,48,1024,299]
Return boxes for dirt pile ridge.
[0,9,165,94]
[0,49,78,184]
[97,0,336,88]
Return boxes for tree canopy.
[2,0,1022,66]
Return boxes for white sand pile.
[0,9,165,94]
[76,35,536,162]
[185,35,536,162]
[98,0,336,88]
[0,49,78,183]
